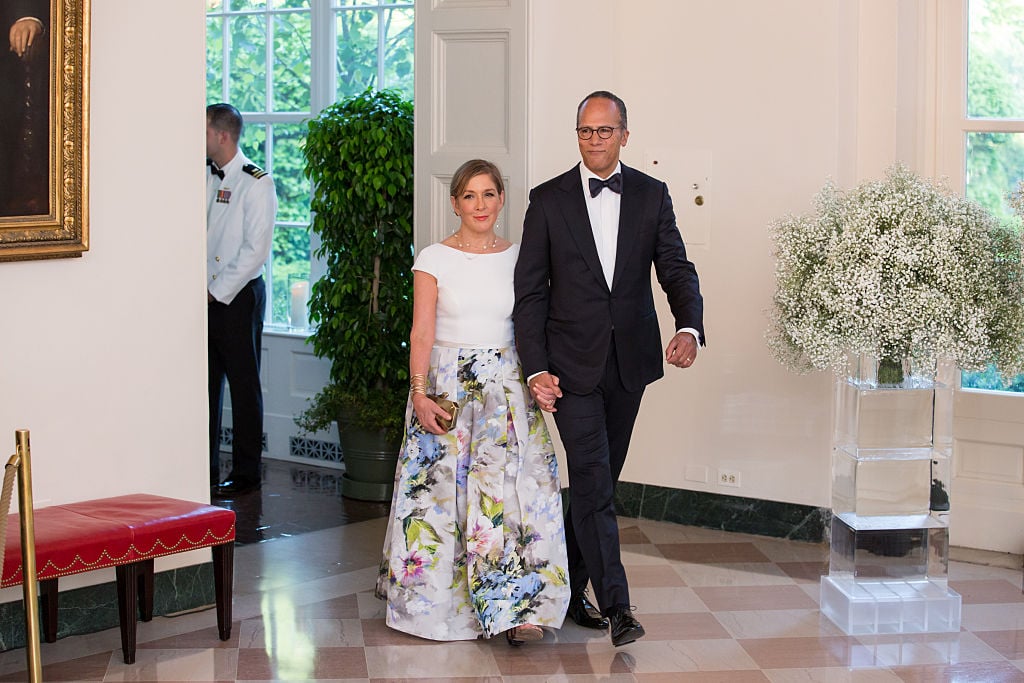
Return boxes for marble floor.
[1,461,1024,681]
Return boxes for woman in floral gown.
[376,159,570,644]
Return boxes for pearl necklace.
[454,230,497,252]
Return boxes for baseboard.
[0,562,215,652]
[612,481,829,543]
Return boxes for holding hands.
[528,372,562,413]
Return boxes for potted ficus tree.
[296,88,414,502]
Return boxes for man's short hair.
[207,103,243,143]
[576,90,628,131]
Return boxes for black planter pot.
[337,409,400,502]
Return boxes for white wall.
[0,0,930,605]
[0,0,209,592]
[528,0,915,509]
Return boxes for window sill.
[264,324,312,340]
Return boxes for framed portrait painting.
[0,0,89,262]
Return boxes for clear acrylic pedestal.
[819,355,961,634]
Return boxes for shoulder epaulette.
[242,163,268,179]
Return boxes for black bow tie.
[589,173,622,197]
[207,159,224,180]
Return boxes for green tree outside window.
[207,0,414,328]
[962,0,1024,392]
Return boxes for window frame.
[936,0,1024,394]
[206,0,414,332]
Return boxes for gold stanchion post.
[15,430,41,682]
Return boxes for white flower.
[466,514,502,560]
[768,163,1024,378]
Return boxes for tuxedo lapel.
[555,166,608,292]
[611,164,640,291]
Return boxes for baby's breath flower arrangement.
[768,163,1024,378]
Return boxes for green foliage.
[299,88,414,440]
[336,6,414,99]
[963,365,1024,392]
[207,3,414,327]
[966,0,1024,224]
[271,226,311,325]
[937,0,1024,393]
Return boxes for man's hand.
[528,372,562,412]
[665,331,698,369]
[9,18,42,58]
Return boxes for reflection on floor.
[2,459,1024,681]
[214,459,390,544]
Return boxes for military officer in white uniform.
[206,103,277,497]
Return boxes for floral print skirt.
[375,344,570,641]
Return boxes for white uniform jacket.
[206,151,277,305]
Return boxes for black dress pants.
[208,276,265,485]
[553,337,644,615]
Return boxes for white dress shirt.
[579,163,621,288]
[578,163,700,347]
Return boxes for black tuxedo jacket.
[514,163,704,394]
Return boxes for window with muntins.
[206,0,414,329]
[960,0,1024,392]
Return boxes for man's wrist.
[676,328,700,346]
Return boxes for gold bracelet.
[410,373,427,397]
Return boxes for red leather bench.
[1,494,236,664]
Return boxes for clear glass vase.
[821,353,960,634]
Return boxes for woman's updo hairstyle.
[450,159,504,197]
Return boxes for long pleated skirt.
[375,344,570,641]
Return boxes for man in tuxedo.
[514,91,704,647]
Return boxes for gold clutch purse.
[427,392,459,432]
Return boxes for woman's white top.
[413,243,518,348]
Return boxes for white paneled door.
[414,0,528,252]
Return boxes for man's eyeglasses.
[576,126,619,140]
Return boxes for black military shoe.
[213,477,261,497]
[566,591,609,630]
[609,607,645,647]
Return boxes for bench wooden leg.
[137,559,154,622]
[115,563,139,664]
[39,579,58,643]
[212,542,234,641]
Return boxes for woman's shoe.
[505,623,544,646]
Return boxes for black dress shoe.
[609,607,645,647]
[213,478,261,497]
[566,591,609,630]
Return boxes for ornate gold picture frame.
[0,0,89,262]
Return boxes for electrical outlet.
[718,469,740,487]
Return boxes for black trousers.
[208,276,265,485]
[552,337,644,615]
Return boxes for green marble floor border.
[614,481,829,542]
[0,562,215,652]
